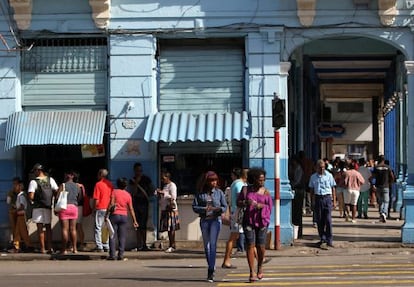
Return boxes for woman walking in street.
[237,167,273,282]
[192,171,227,283]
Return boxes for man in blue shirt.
[309,159,336,249]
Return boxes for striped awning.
[5,110,107,150]
[144,111,251,142]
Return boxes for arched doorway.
[287,35,408,244]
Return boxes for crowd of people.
[6,156,396,282]
[5,162,180,257]
[289,152,397,249]
[192,167,273,283]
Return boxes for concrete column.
[247,29,294,246]
[277,62,295,245]
[402,61,414,242]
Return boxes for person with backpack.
[27,163,59,254]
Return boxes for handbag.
[236,186,248,225]
[55,184,68,212]
[221,208,231,225]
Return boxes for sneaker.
[138,246,151,251]
[345,215,350,222]
[351,219,357,223]
[117,256,128,261]
[364,214,369,219]
[319,242,328,250]
[207,270,214,283]
[165,247,175,253]
[380,213,387,223]
[106,256,115,260]
[93,248,104,253]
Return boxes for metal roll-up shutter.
[21,38,107,109]
[159,39,245,112]
[158,39,245,154]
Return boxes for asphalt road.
[1,251,413,287]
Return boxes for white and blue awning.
[144,111,251,142]
[5,110,107,151]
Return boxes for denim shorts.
[244,225,268,247]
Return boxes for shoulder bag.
[55,183,68,212]
[235,186,248,225]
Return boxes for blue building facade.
[1,0,414,247]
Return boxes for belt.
[315,194,332,197]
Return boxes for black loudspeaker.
[272,98,286,129]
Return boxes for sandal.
[257,266,263,280]
[249,273,257,282]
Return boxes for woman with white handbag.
[55,170,82,254]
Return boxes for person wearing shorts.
[221,168,247,269]
[28,163,58,254]
[344,162,365,223]
[238,167,273,282]
[55,170,82,254]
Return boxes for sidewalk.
[1,207,413,261]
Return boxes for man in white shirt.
[28,163,58,254]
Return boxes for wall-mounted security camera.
[127,100,135,111]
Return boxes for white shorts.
[32,208,52,224]
[344,189,360,205]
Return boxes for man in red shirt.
[93,169,113,252]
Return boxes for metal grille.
[21,38,107,73]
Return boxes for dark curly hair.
[247,167,266,185]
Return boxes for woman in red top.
[105,177,139,260]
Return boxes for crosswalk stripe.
[218,263,414,286]
[217,279,414,286]
[226,270,414,277]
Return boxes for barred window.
[21,38,107,73]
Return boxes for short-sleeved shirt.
[230,179,246,210]
[28,176,59,194]
[93,178,113,210]
[373,163,393,187]
[112,189,132,216]
[159,182,178,211]
[308,171,336,196]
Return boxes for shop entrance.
[23,145,106,195]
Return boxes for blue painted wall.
[0,0,413,246]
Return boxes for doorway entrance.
[23,145,106,195]
[288,35,405,242]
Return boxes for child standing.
[12,180,33,253]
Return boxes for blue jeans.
[94,209,109,250]
[237,232,245,252]
[377,187,390,217]
[200,217,221,271]
[109,214,128,258]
